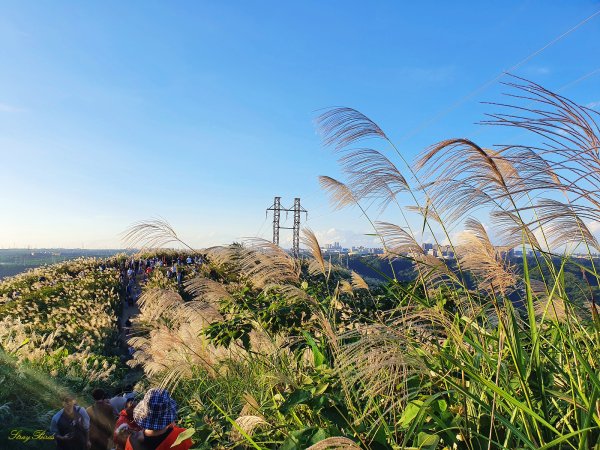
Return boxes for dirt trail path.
[117,274,142,387]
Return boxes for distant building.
[423,243,455,259]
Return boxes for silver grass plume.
[301,228,332,277]
[338,148,409,211]
[316,107,388,151]
[351,271,369,290]
[122,218,194,251]
[305,437,362,450]
[456,219,516,295]
[415,140,521,225]
[319,176,357,211]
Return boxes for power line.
[255,215,269,238]
[395,8,600,145]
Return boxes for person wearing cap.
[113,396,142,450]
[86,388,117,450]
[125,388,192,450]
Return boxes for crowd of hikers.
[120,255,203,303]
[48,255,205,450]
[50,388,192,450]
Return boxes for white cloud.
[586,220,600,234]
[442,230,472,246]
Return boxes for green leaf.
[398,401,422,428]
[313,382,329,396]
[309,428,330,445]
[436,399,447,412]
[302,331,325,367]
[417,432,440,449]
[280,427,318,450]
[171,427,195,447]
[280,389,312,414]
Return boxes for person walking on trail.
[109,392,137,416]
[125,388,193,450]
[114,396,142,450]
[126,279,136,307]
[176,265,184,286]
[50,394,90,450]
[86,388,116,450]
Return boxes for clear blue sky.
[1,1,599,248]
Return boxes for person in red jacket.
[125,389,192,450]
[113,397,142,450]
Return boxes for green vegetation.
[0,258,126,449]
[3,79,600,449]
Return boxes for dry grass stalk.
[136,289,185,323]
[329,306,457,420]
[375,221,422,256]
[405,201,442,224]
[456,219,516,294]
[178,301,223,325]
[350,271,369,290]
[204,245,241,269]
[230,415,268,442]
[528,199,600,252]
[412,253,457,286]
[316,107,387,151]
[122,218,193,251]
[262,283,312,303]
[239,393,262,417]
[302,228,330,277]
[338,280,354,295]
[319,176,357,211]
[338,148,409,211]
[482,77,600,226]
[186,276,233,304]
[305,436,362,450]
[236,238,300,289]
[491,210,541,249]
[415,139,521,225]
[534,296,568,323]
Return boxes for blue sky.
[1,1,599,248]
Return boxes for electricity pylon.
[266,196,307,257]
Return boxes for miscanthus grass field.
[3,79,600,449]
[0,258,125,448]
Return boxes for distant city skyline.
[1,2,600,248]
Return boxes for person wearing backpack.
[50,394,90,450]
[125,389,192,450]
[86,389,116,450]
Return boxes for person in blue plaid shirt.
[125,388,192,450]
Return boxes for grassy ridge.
[0,258,126,449]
